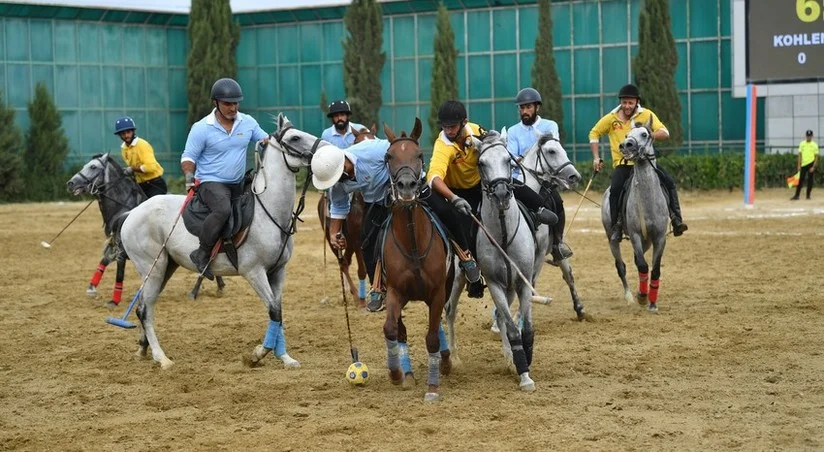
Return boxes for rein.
[516,136,574,187]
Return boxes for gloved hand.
[185,171,195,190]
[124,167,134,176]
[451,195,472,216]
[593,157,604,173]
[256,138,268,152]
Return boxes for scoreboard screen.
[747,0,824,83]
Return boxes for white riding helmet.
[311,145,346,190]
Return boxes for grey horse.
[116,114,319,369]
[600,117,669,312]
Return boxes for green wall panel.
[416,14,435,57]
[54,22,76,63]
[670,0,687,40]
[467,101,491,130]
[146,112,169,156]
[450,12,465,54]
[80,66,101,108]
[518,6,536,50]
[301,23,323,62]
[381,64,391,103]
[518,52,533,93]
[6,19,28,61]
[493,9,516,51]
[170,112,188,152]
[574,98,601,144]
[629,0,640,42]
[124,27,143,62]
[237,67,258,108]
[237,28,256,67]
[302,107,324,135]
[323,22,343,61]
[552,4,571,48]
[277,26,299,64]
[602,47,629,95]
[168,68,186,110]
[393,16,415,57]
[494,101,515,131]
[722,92,745,142]
[78,24,100,63]
[393,59,416,103]
[30,21,53,62]
[62,111,78,155]
[255,28,276,62]
[493,54,517,100]
[554,50,571,96]
[720,40,731,89]
[393,105,418,134]
[691,93,719,141]
[0,20,5,61]
[322,63,344,100]
[279,65,300,105]
[55,65,78,109]
[721,0,731,37]
[418,57,432,102]
[146,68,168,109]
[300,65,321,105]
[690,0,718,38]
[124,67,145,104]
[573,49,600,95]
[102,26,123,64]
[7,64,29,108]
[466,10,488,53]
[81,111,104,154]
[167,29,187,66]
[572,2,599,46]
[456,57,466,99]
[31,65,53,96]
[601,1,628,44]
[381,18,391,56]
[690,41,718,89]
[258,68,277,107]
[146,29,165,65]
[468,55,491,99]
[675,42,688,89]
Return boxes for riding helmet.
[618,84,641,99]
[211,78,244,102]
[437,100,467,126]
[327,100,352,118]
[113,116,136,135]
[515,87,542,106]
[310,146,346,191]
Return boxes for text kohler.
[773,33,824,47]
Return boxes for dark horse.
[381,118,455,402]
[66,154,225,306]
[316,125,376,308]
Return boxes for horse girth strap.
[388,204,437,267]
[405,208,426,290]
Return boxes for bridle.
[385,136,424,203]
[517,135,575,186]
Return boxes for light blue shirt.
[507,116,559,180]
[322,122,365,149]
[328,138,391,219]
[181,109,269,184]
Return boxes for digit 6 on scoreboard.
[797,0,822,22]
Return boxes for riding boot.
[609,216,623,242]
[458,255,485,299]
[667,188,688,237]
[547,242,574,266]
[190,247,214,281]
[534,207,559,225]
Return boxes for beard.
[334,119,349,132]
[622,106,636,118]
[521,113,537,126]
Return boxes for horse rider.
[425,100,559,299]
[590,83,688,242]
[181,77,270,279]
[507,87,573,265]
[310,136,392,312]
[114,116,167,198]
[321,99,365,149]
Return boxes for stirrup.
[459,258,481,283]
[190,249,214,280]
[366,290,385,312]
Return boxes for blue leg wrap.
[386,338,400,371]
[399,342,412,374]
[263,320,286,357]
[358,279,367,299]
[428,352,441,386]
[438,324,449,353]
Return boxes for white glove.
[451,195,472,216]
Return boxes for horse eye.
[290,135,300,142]
[641,132,648,138]
[548,149,556,154]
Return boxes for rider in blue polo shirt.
[181,78,269,278]
[507,87,573,265]
[321,100,365,149]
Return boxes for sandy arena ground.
[1,188,822,451]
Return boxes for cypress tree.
[634,0,683,149]
[0,90,24,200]
[187,0,240,125]
[25,82,71,200]
[342,0,385,128]
[531,0,565,141]
[429,2,459,140]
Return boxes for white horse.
[118,113,322,369]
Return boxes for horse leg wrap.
[90,264,106,286]
[263,320,287,357]
[649,280,660,303]
[112,282,123,304]
[358,279,367,299]
[386,339,401,371]
[399,342,413,374]
[521,329,534,367]
[428,352,441,387]
[638,272,649,296]
[438,324,449,353]
[510,338,529,375]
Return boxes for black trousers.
[360,201,389,284]
[544,188,566,243]
[197,181,243,251]
[795,163,815,198]
[139,177,167,198]
[422,184,482,256]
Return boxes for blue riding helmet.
[114,117,136,135]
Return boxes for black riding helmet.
[327,100,352,118]
[438,100,467,126]
[211,78,244,102]
[618,84,641,100]
[515,87,542,106]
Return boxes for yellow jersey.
[426,122,484,189]
[798,140,819,167]
[121,137,164,183]
[589,105,668,168]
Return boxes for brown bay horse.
[316,125,377,308]
[381,118,455,402]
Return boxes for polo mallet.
[40,199,95,248]
[107,193,191,328]
[470,214,552,305]
[565,173,596,236]
[336,232,359,363]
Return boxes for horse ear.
[500,126,508,142]
[644,115,653,131]
[277,113,289,131]
[411,117,422,141]
[370,123,377,135]
[351,126,360,137]
[383,122,397,142]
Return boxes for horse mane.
[537,133,557,147]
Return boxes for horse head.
[270,113,320,169]
[475,130,514,211]
[535,133,581,190]
[619,116,655,163]
[352,123,378,144]
[67,153,124,196]
[383,117,423,203]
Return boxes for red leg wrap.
[112,282,123,304]
[90,264,106,286]
[638,272,649,296]
[649,279,660,303]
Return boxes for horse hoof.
[159,359,175,370]
[278,354,301,368]
[135,347,149,359]
[440,359,452,376]
[242,355,261,368]
[490,323,500,334]
[519,373,535,392]
[402,373,416,389]
[648,303,658,313]
[86,286,97,297]
[215,289,224,298]
[423,392,441,402]
[637,293,649,306]
[389,369,404,385]
[578,312,596,322]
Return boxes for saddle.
[617,167,671,222]
[182,170,256,269]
